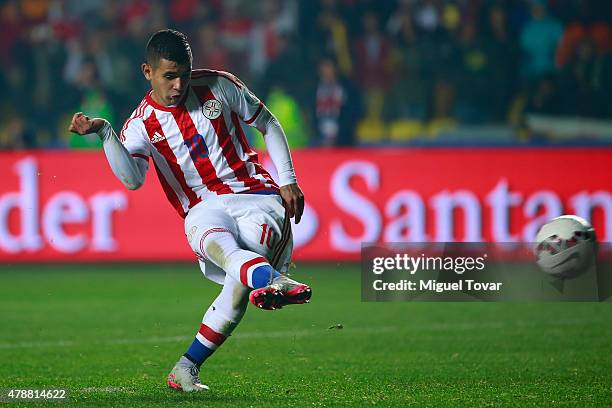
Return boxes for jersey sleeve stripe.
[121,100,146,133]
[131,153,149,160]
[243,101,264,124]
[191,69,242,88]
[120,99,147,142]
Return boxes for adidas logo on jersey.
[151,132,166,143]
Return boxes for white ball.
[535,215,597,279]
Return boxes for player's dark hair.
[146,29,192,68]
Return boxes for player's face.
[143,58,191,106]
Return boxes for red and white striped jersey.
[119,69,279,218]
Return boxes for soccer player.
[68,29,311,392]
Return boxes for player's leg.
[185,202,282,290]
[168,274,249,391]
[198,227,281,288]
[167,201,273,392]
[232,195,312,310]
[186,273,249,365]
[248,221,312,310]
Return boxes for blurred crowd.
[1,0,611,149]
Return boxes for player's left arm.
[224,77,304,223]
[258,109,305,224]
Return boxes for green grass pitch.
[0,263,610,407]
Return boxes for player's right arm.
[69,112,148,190]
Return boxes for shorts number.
[260,224,275,249]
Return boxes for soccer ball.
[535,215,597,279]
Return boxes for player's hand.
[68,112,105,135]
[280,183,305,224]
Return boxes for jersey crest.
[202,99,222,120]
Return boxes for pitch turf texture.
[1,264,610,407]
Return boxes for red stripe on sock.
[240,256,267,286]
[198,324,226,346]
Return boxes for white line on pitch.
[0,318,601,350]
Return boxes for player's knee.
[203,240,227,268]
[198,228,236,268]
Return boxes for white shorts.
[184,194,293,285]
